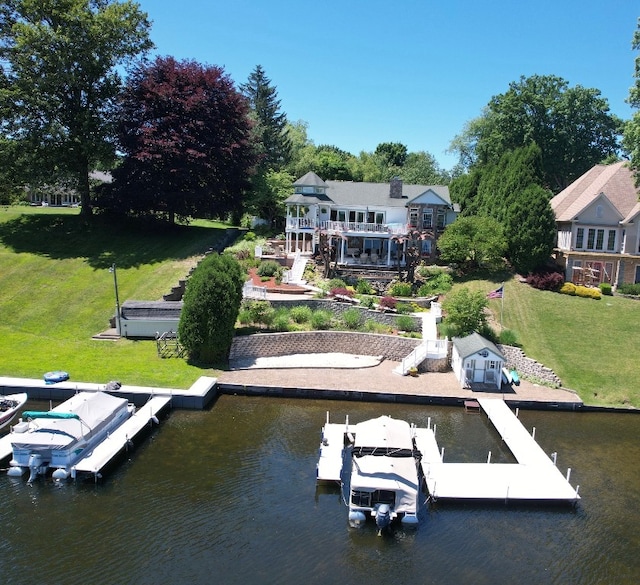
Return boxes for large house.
[284,172,458,266]
[551,161,640,287]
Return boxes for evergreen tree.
[506,184,557,274]
[178,253,245,363]
[241,65,291,170]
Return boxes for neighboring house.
[284,172,458,267]
[551,161,640,287]
[451,332,505,390]
[28,171,112,206]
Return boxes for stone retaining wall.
[230,331,421,362]
[268,298,422,330]
[498,344,562,387]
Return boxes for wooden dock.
[419,398,580,502]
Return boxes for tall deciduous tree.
[437,216,507,272]
[100,56,256,222]
[623,18,640,176]
[0,0,152,215]
[450,74,623,192]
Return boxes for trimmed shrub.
[330,287,354,298]
[311,310,333,330]
[342,308,363,329]
[396,314,419,332]
[256,260,282,278]
[575,286,601,300]
[289,305,312,324]
[389,281,413,297]
[618,283,640,295]
[178,253,244,362]
[356,279,375,294]
[327,278,347,290]
[272,308,291,331]
[559,282,576,296]
[360,295,376,309]
[599,283,612,296]
[379,296,397,310]
[526,270,564,291]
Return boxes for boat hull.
[0,393,28,431]
[7,391,134,481]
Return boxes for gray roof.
[121,300,182,320]
[452,332,504,360]
[293,172,328,188]
[287,173,451,208]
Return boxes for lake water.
[1,396,639,585]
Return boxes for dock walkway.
[418,398,580,502]
[316,416,348,482]
[73,396,171,478]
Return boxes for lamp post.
[109,263,122,335]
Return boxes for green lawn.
[452,275,640,408]
[1,207,638,406]
[0,206,228,389]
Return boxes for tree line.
[1,2,639,277]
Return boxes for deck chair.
[359,253,369,264]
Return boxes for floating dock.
[418,398,580,502]
[316,399,580,504]
[316,413,348,482]
[0,396,171,480]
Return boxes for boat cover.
[351,416,419,514]
[353,416,414,451]
[11,392,129,451]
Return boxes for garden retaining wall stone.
[229,331,422,363]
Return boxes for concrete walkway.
[219,354,583,409]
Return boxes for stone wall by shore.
[498,344,562,387]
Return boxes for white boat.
[0,393,28,431]
[346,415,421,532]
[7,391,135,482]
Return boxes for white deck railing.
[242,282,267,300]
[398,339,449,375]
[286,218,409,235]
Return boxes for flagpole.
[500,282,504,330]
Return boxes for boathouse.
[451,332,505,390]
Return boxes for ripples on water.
[1,397,639,585]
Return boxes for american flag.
[487,285,503,299]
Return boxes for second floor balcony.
[286,218,409,235]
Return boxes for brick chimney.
[390,176,403,198]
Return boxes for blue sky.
[138,0,638,170]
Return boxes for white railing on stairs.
[397,339,449,375]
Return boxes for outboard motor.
[375,504,391,535]
[27,454,44,484]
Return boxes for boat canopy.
[23,411,80,420]
[353,416,414,451]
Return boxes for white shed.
[451,332,505,390]
[119,301,182,339]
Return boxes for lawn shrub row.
[559,282,602,299]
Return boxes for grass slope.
[0,207,227,389]
[455,275,640,408]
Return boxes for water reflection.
[1,396,639,585]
